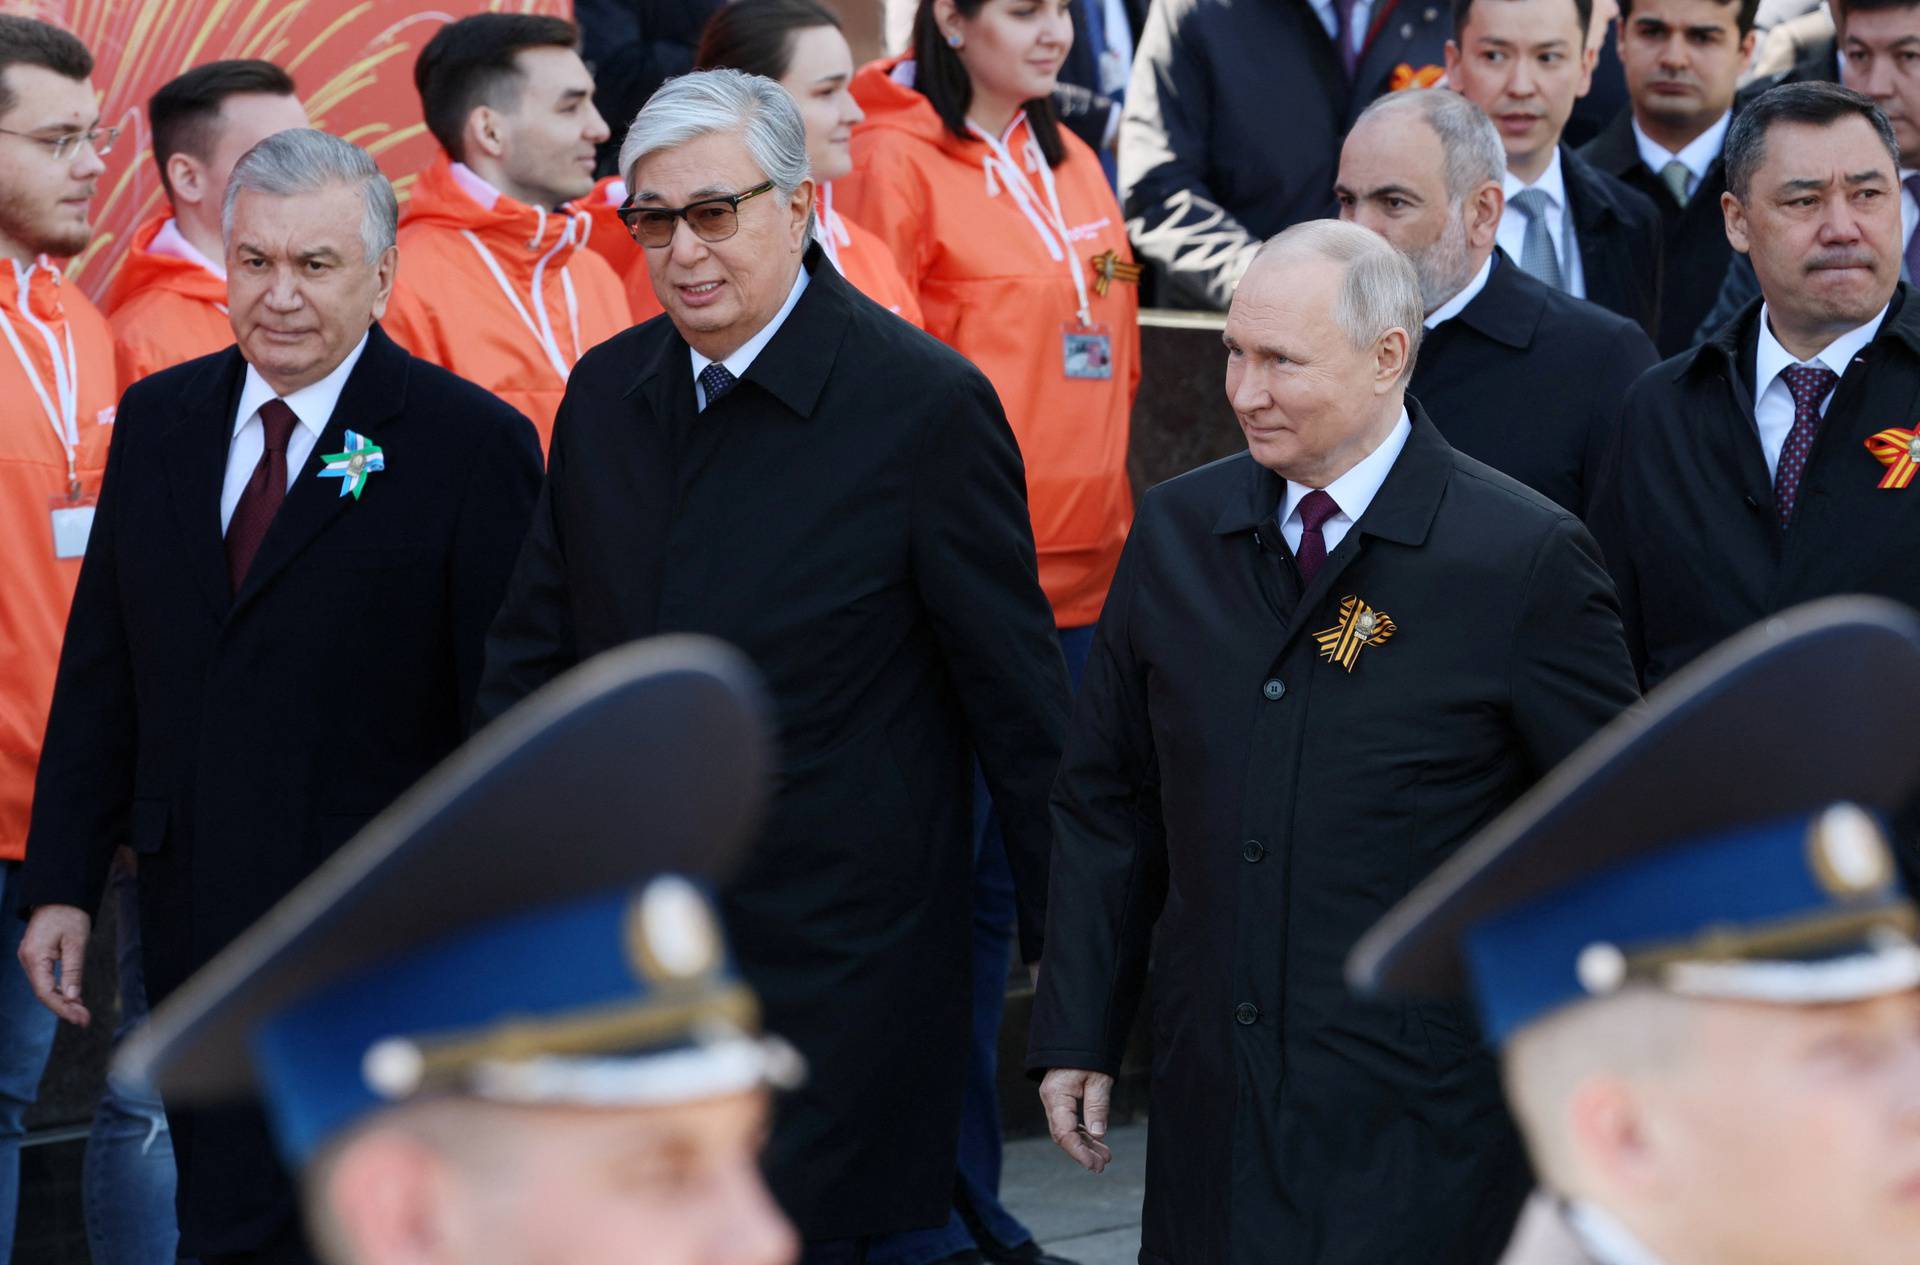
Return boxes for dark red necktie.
[226,398,299,592]
[1774,364,1839,529]
[1295,489,1341,583]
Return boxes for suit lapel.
[160,349,250,619]
[231,327,410,613]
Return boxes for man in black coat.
[1029,221,1640,1265]
[1119,0,1451,309]
[1591,82,1920,688]
[474,72,1071,1258]
[1449,0,1667,339]
[1579,0,1759,354]
[15,130,541,1265]
[1338,88,1658,514]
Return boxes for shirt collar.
[1630,110,1730,184]
[689,263,811,386]
[1425,253,1495,329]
[1280,407,1413,530]
[1504,147,1567,209]
[150,217,227,280]
[449,162,504,212]
[234,332,371,440]
[1565,1201,1671,1265]
[1754,300,1889,404]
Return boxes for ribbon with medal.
[317,431,385,500]
[1089,249,1142,298]
[1314,596,1397,672]
[1864,426,1920,489]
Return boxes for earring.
[946,31,963,47]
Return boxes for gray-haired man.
[1336,89,1658,516]
[18,127,541,1265]
[475,70,1072,1260]
[1028,220,1640,1265]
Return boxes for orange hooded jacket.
[581,176,924,328]
[383,159,634,449]
[102,215,233,392]
[0,257,117,862]
[837,57,1139,628]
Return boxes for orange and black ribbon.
[1389,63,1446,91]
[1865,426,1920,489]
[1089,250,1142,298]
[1314,596,1396,673]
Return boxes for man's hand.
[1038,1067,1115,1173]
[17,904,92,1026]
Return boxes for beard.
[0,181,92,260]
[1408,208,1477,314]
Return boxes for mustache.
[1805,249,1881,271]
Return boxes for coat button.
[1401,21,1414,36]
[1242,839,1265,863]
[1424,6,1438,17]
[1234,1002,1260,1025]
[1262,678,1285,701]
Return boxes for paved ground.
[1001,1122,1147,1265]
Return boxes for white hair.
[1253,219,1426,381]
[618,69,812,234]
[1354,89,1507,204]
[221,128,398,264]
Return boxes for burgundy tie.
[1774,364,1839,529]
[1294,489,1341,583]
[1335,0,1364,75]
[226,398,299,592]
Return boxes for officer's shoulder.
[402,352,528,428]
[1442,447,1583,536]
[1138,449,1259,521]
[1536,283,1644,343]
[120,346,237,416]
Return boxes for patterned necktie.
[1903,173,1920,282]
[1294,489,1342,583]
[698,361,737,409]
[226,398,299,592]
[1508,188,1565,291]
[1660,159,1691,208]
[1774,363,1840,529]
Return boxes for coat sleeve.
[1579,320,1659,517]
[20,387,141,913]
[1118,0,1262,311]
[1693,253,1761,345]
[910,368,1072,964]
[1507,514,1643,772]
[1585,378,1651,684]
[472,395,582,731]
[1026,525,1168,1077]
[451,405,544,726]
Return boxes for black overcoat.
[1591,286,1920,688]
[1561,144,1666,343]
[21,326,542,1257]
[474,248,1072,1239]
[1027,406,1640,1265]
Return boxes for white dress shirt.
[1631,111,1730,200]
[1566,1202,1670,1265]
[222,333,369,532]
[1902,167,1919,267]
[1497,149,1587,299]
[1277,407,1412,555]
[1425,254,1494,329]
[1751,302,1886,478]
[690,264,810,410]
[1306,0,1374,58]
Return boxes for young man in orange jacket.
[383,14,634,450]
[102,60,308,391]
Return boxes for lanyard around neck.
[967,116,1093,326]
[0,261,79,490]
[459,215,585,383]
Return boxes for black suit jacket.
[21,326,541,1258]
[1413,250,1659,515]
[1029,404,1639,1265]
[475,248,1071,1239]
[1562,143,1665,341]
[1580,108,1733,357]
[1591,285,1920,687]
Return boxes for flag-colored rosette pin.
[317,431,385,500]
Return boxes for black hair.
[0,15,92,120]
[696,0,842,78]
[414,13,581,162]
[1724,81,1900,199]
[909,0,1067,168]
[148,60,297,199]
[1617,0,1761,37]
[1451,0,1596,45]
[1840,0,1920,22]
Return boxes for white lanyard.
[816,183,851,276]
[459,214,585,383]
[967,115,1093,326]
[0,261,79,490]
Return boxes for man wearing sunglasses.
[477,69,1074,1263]
[0,17,118,1261]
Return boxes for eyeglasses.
[617,180,775,248]
[0,125,119,161]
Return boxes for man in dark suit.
[1591,82,1919,688]
[1119,0,1452,309]
[1580,0,1759,354]
[1028,220,1640,1265]
[14,129,541,1265]
[1449,0,1667,339]
[1338,88,1658,514]
[474,70,1072,1263]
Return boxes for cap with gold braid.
[115,635,801,1165]
[1347,597,1920,1044]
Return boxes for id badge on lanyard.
[1063,320,1114,380]
[0,291,89,557]
[49,486,97,559]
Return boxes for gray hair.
[618,69,812,233]
[1253,220,1426,380]
[1355,90,1506,204]
[222,128,398,264]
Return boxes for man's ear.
[789,178,816,252]
[1723,189,1750,256]
[325,1129,460,1265]
[1468,180,1505,250]
[466,105,509,164]
[168,153,207,210]
[1374,326,1412,392]
[1567,1074,1666,1198]
[370,244,399,322]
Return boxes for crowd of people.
[0,0,1917,1264]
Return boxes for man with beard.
[1337,89,1657,515]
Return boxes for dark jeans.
[0,861,58,1265]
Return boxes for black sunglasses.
[617,180,777,248]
